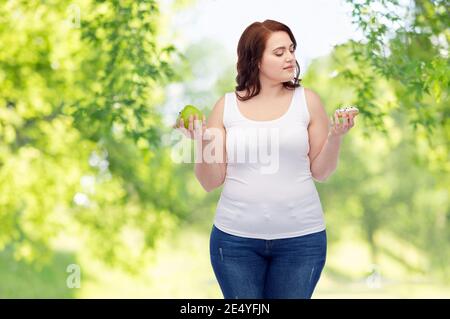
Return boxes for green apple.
[178,104,204,129]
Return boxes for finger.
[334,112,340,129]
[194,114,200,130]
[195,115,203,137]
[349,115,354,127]
[178,120,190,138]
[202,114,207,131]
[342,113,349,129]
[188,115,194,131]
[176,124,188,138]
[177,119,186,133]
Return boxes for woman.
[174,19,356,299]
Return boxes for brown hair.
[235,19,302,101]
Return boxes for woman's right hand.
[173,114,208,141]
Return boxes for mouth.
[283,66,294,70]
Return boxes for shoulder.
[215,94,226,108]
[207,94,226,129]
[303,87,323,107]
[303,87,326,124]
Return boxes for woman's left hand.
[329,111,356,138]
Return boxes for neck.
[257,75,287,99]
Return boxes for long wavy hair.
[235,19,302,101]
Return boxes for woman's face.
[259,31,297,83]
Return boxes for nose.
[286,51,295,61]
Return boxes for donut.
[336,106,359,118]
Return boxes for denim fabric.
[210,224,326,299]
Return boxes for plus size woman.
[174,19,356,299]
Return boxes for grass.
[0,247,78,298]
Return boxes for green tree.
[304,45,449,280]
[0,0,203,272]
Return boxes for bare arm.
[194,96,227,192]
[305,88,342,182]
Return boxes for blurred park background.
[0,0,448,298]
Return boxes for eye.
[275,49,295,57]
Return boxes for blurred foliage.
[0,0,204,272]
[343,0,449,175]
[305,0,449,279]
[344,0,448,136]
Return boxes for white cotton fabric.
[213,86,326,240]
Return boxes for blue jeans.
[209,224,327,299]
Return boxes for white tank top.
[213,86,326,240]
